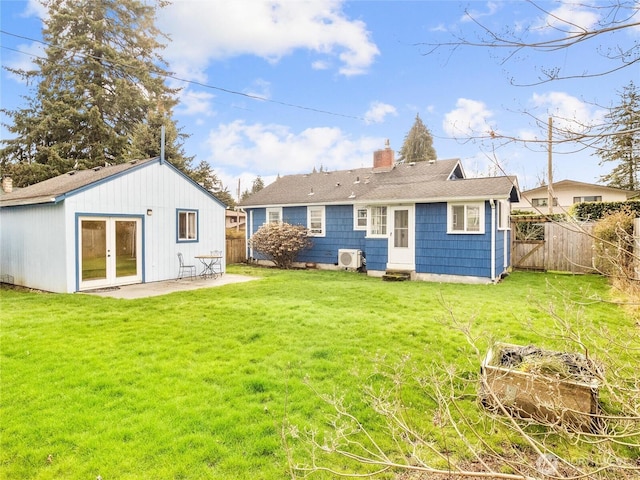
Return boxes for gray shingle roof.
[239,159,519,207]
[0,157,159,207]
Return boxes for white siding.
[0,203,68,292]
[1,160,226,293]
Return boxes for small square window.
[177,209,198,242]
[369,206,387,236]
[308,206,325,236]
[448,203,484,234]
[266,207,282,224]
[354,206,367,230]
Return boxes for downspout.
[489,199,496,282]
[248,209,253,260]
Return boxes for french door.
[387,205,415,270]
[78,216,142,290]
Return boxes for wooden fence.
[511,220,595,273]
[226,237,247,265]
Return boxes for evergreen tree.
[597,81,640,191]
[241,176,265,201]
[398,113,437,163]
[0,0,190,186]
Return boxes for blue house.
[240,145,520,283]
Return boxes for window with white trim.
[266,207,282,224]
[177,209,198,242]
[354,206,367,230]
[448,203,484,234]
[369,206,387,236]
[498,200,510,230]
[573,195,602,203]
[308,206,325,236]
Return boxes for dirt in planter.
[491,344,603,384]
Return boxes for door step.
[382,271,412,282]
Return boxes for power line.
[0,29,364,121]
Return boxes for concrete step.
[382,271,411,282]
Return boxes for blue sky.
[1,1,638,199]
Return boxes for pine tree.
[0,0,190,186]
[398,113,437,163]
[597,81,640,191]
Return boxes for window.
[448,203,484,234]
[573,195,602,203]
[532,197,558,207]
[498,200,510,230]
[308,206,325,236]
[177,209,198,242]
[354,206,367,230]
[266,207,282,224]
[369,206,387,236]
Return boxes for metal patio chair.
[177,252,196,280]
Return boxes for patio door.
[79,216,142,290]
[387,205,415,270]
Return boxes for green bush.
[572,200,640,221]
[592,208,635,278]
[249,222,312,269]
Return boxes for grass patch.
[0,267,635,479]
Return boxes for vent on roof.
[93,166,102,171]
[336,182,341,187]
[348,192,356,199]
[354,176,360,184]
[308,187,314,196]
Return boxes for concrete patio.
[81,273,259,299]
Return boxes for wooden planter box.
[480,343,601,432]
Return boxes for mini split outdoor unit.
[338,249,362,269]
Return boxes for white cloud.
[536,1,600,34]
[204,120,382,180]
[461,2,500,23]
[3,42,44,83]
[159,0,379,81]
[244,79,271,100]
[443,98,494,138]
[176,89,216,117]
[363,101,397,125]
[530,91,604,135]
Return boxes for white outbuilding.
[0,157,226,293]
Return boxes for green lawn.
[0,267,636,479]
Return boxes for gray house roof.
[0,157,226,208]
[240,159,519,207]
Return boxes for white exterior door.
[78,216,142,290]
[387,205,415,270]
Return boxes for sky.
[1,0,638,200]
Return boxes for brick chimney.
[2,176,13,193]
[373,139,394,172]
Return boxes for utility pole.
[547,117,553,214]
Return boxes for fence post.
[634,218,640,280]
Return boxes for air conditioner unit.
[338,249,362,269]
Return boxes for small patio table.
[194,254,222,279]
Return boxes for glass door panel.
[115,220,138,278]
[81,220,107,281]
[394,210,409,248]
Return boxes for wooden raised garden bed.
[480,343,602,432]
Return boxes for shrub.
[592,208,635,279]
[249,222,312,269]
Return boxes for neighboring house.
[239,146,520,284]
[512,179,636,214]
[226,209,246,230]
[0,157,226,293]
